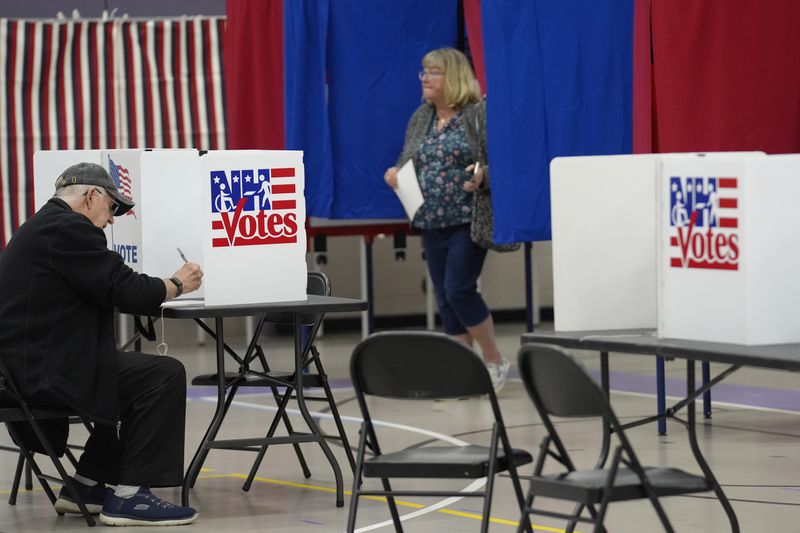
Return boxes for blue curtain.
[284,0,333,217]
[326,0,459,218]
[482,0,633,242]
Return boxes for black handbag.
[470,186,521,252]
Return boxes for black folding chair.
[190,271,355,490]
[347,331,532,533]
[0,358,96,526]
[516,343,739,533]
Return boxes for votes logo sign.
[209,167,299,247]
[668,176,739,271]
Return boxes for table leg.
[364,238,375,334]
[656,355,667,435]
[524,242,534,333]
[685,360,740,532]
[182,317,227,507]
[702,361,712,418]
[600,351,609,396]
[293,313,345,507]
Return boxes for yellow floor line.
[0,473,571,532]
[198,472,571,532]
[0,487,45,495]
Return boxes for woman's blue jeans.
[421,223,490,335]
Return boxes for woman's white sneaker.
[487,357,511,392]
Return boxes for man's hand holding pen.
[166,248,203,299]
[172,262,204,294]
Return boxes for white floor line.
[192,397,488,532]
[199,378,800,415]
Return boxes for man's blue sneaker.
[99,488,198,526]
[54,477,109,515]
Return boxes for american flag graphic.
[109,158,135,216]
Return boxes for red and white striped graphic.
[0,16,227,247]
[716,177,738,229]
[269,168,297,211]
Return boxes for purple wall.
[0,0,225,18]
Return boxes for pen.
[177,247,188,263]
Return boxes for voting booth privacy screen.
[658,153,800,345]
[201,150,306,306]
[35,150,203,297]
[550,154,659,332]
[552,151,800,345]
[34,149,308,306]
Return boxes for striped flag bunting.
[0,16,227,247]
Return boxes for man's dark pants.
[76,352,187,487]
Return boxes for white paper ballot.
[394,159,425,221]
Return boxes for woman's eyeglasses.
[418,70,445,80]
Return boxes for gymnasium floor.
[1,321,798,532]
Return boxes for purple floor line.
[585,368,800,413]
[186,371,800,413]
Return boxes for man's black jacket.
[0,198,166,428]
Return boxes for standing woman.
[384,48,510,390]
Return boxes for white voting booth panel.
[139,150,204,298]
[550,154,660,331]
[33,150,103,210]
[200,150,307,306]
[34,149,204,298]
[104,150,144,272]
[33,150,110,241]
[658,153,800,344]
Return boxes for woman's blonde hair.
[422,48,481,109]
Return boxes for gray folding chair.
[516,343,738,533]
[0,358,95,526]
[347,331,532,532]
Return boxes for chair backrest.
[518,343,608,418]
[0,355,72,455]
[350,331,493,400]
[264,271,331,325]
[306,271,330,297]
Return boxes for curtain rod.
[4,9,225,23]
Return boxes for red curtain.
[632,0,652,153]
[649,0,800,153]
[224,0,285,150]
[463,0,486,94]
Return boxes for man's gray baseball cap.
[55,162,135,216]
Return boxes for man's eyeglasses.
[86,187,119,215]
[418,70,445,80]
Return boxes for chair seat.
[191,371,326,388]
[363,444,533,479]
[532,466,712,503]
